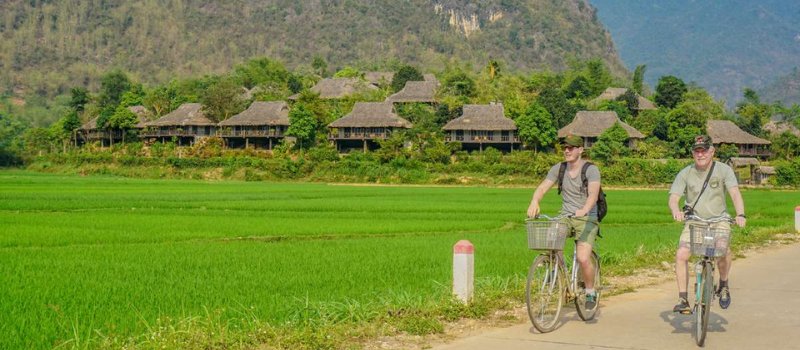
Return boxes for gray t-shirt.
[545,162,601,217]
[669,161,738,218]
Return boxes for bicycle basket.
[526,220,568,250]
[689,224,731,257]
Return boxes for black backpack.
[556,161,607,222]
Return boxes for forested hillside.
[0,0,625,126]
[590,0,800,107]
[760,69,800,107]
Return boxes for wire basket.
[689,224,731,257]
[526,220,568,250]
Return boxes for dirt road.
[432,241,800,350]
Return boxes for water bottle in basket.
[703,231,715,257]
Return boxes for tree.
[232,57,290,89]
[771,131,800,160]
[98,70,132,109]
[391,65,424,93]
[0,113,27,166]
[564,75,592,99]
[537,88,576,129]
[736,89,771,137]
[312,56,328,77]
[68,87,90,113]
[585,59,613,96]
[516,102,556,152]
[616,89,639,119]
[632,65,646,94]
[654,75,687,109]
[334,66,362,78]
[106,106,139,144]
[201,78,246,123]
[486,60,501,81]
[665,88,723,156]
[590,122,630,163]
[716,144,739,162]
[119,84,146,107]
[441,70,476,98]
[286,104,318,149]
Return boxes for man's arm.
[527,179,555,218]
[727,186,747,227]
[669,193,684,222]
[575,181,599,217]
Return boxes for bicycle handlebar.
[685,214,735,224]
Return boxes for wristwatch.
[736,214,746,218]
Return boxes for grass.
[0,170,796,349]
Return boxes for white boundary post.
[795,206,800,233]
[453,240,474,303]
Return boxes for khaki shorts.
[678,221,731,249]
[559,216,599,247]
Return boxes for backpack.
[557,161,607,222]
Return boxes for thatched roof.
[589,87,657,110]
[144,103,216,127]
[130,105,151,128]
[365,72,394,86]
[328,102,412,128]
[707,120,770,145]
[218,101,289,126]
[443,104,516,131]
[558,111,645,138]
[80,116,99,131]
[289,78,377,100]
[727,157,760,167]
[386,81,438,103]
[763,121,800,137]
[756,166,776,175]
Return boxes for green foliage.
[665,88,723,156]
[286,104,318,149]
[536,88,577,129]
[632,137,670,159]
[773,158,800,185]
[119,84,146,107]
[616,89,639,119]
[770,131,800,160]
[655,75,687,109]
[441,68,476,98]
[391,65,424,93]
[200,77,246,123]
[632,65,646,94]
[232,57,291,89]
[98,70,132,109]
[107,105,138,131]
[735,90,771,137]
[0,114,27,166]
[597,100,630,121]
[716,144,739,162]
[564,75,592,99]
[333,66,363,78]
[589,122,630,163]
[68,87,90,112]
[629,109,668,139]
[515,102,556,151]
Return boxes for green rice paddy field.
[0,170,796,349]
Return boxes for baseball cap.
[691,135,712,150]
[561,134,583,148]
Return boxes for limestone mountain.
[1,0,625,101]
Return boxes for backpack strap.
[580,161,593,195]
[556,162,567,195]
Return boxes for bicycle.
[524,214,601,333]
[685,214,733,347]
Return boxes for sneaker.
[584,293,597,310]
[718,286,731,309]
[673,298,691,314]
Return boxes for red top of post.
[454,240,474,254]
[796,206,800,211]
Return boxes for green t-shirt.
[669,161,738,218]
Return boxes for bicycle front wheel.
[526,253,564,333]
[575,251,601,321]
[695,262,713,346]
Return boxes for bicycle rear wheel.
[575,251,601,321]
[695,262,713,346]
[526,254,564,333]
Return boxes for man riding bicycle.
[527,134,601,310]
[668,135,747,314]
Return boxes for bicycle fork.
[694,259,716,307]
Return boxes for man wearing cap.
[527,134,601,310]
[668,135,746,314]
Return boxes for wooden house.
[78,105,150,146]
[328,102,412,152]
[706,120,771,158]
[442,103,519,152]
[217,101,290,149]
[557,111,645,148]
[140,103,216,145]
